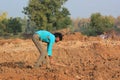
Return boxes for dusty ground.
[0,32,120,80]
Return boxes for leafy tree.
[0,22,5,35]
[7,17,22,35]
[0,12,8,35]
[79,13,115,36]
[25,19,36,34]
[89,13,114,36]
[23,0,71,31]
[19,17,28,33]
[0,12,7,21]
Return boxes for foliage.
[0,12,8,35]
[23,0,72,31]
[0,12,7,21]
[0,17,22,36]
[0,22,5,35]
[7,17,22,35]
[25,19,37,34]
[90,13,114,35]
[74,13,115,36]
[80,13,115,36]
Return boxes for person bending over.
[32,30,63,68]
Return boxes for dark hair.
[54,32,63,41]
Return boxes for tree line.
[72,13,120,36]
[0,0,120,38]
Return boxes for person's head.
[54,32,63,42]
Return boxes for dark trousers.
[32,34,49,67]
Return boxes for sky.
[0,0,120,19]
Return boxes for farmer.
[32,30,63,68]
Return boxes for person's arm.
[47,41,54,56]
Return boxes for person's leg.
[32,34,49,67]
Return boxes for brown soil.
[0,33,120,80]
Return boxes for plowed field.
[0,33,120,80]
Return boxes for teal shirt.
[35,30,55,56]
